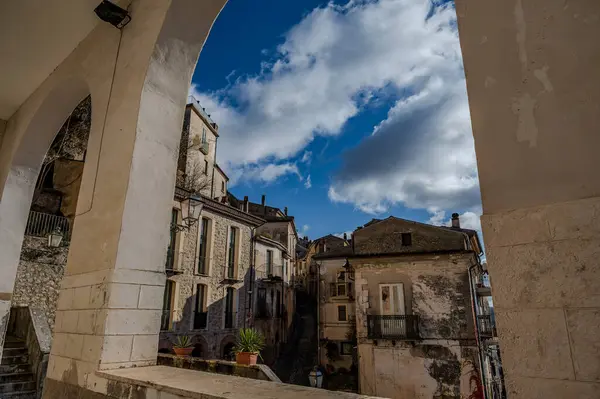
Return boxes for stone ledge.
[99,365,380,399]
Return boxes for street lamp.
[47,226,64,248]
[309,366,323,388]
[172,196,203,232]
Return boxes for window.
[275,290,281,318]
[379,283,405,315]
[341,342,353,355]
[256,288,268,318]
[401,233,412,246]
[221,181,225,193]
[224,287,236,328]
[338,305,347,321]
[204,160,208,175]
[194,284,208,329]
[165,209,178,271]
[266,250,273,275]
[198,218,209,275]
[227,227,237,278]
[161,280,175,331]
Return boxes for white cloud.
[228,162,301,186]
[428,209,482,232]
[301,151,312,164]
[300,224,310,235]
[194,0,480,219]
[304,175,312,189]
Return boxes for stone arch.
[220,335,236,361]
[0,75,91,341]
[192,335,208,358]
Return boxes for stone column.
[36,0,227,396]
[456,0,600,397]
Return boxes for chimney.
[243,196,249,212]
[261,194,266,206]
[284,207,288,216]
[451,213,460,228]
[343,233,347,240]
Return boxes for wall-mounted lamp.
[47,227,64,248]
[94,1,131,29]
[172,196,203,232]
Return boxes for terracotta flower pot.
[173,347,193,357]
[236,352,258,365]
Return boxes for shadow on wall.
[158,267,292,363]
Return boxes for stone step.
[1,355,29,366]
[0,381,36,394]
[0,364,31,375]
[0,391,37,399]
[3,339,25,349]
[2,347,28,356]
[0,372,34,384]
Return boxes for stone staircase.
[0,335,37,398]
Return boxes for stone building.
[346,216,484,399]
[296,234,349,292]
[158,101,297,363]
[158,193,264,359]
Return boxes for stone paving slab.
[99,365,383,399]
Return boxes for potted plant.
[172,335,194,357]
[233,328,264,365]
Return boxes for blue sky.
[191,0,482,240]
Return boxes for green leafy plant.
[233,328,265,355]
[172,335,193,348]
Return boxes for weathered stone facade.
[12,236,67,333]
[159,199,262,359]
[346,217,482,399]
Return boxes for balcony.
[220,265,241,284]
[477,314,497,338]
[25,211,71,240]
[199,141,209,155]
[255,264,284,283]
[367,315,420,340]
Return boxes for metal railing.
[24,211,71,240]
[478,314,496,337]
[367,315,420,340]
[255,263,284,281]
[224,311,237,329]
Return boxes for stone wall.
[159,206,253,359]
[12,236,67,332]
[353,253,479,398]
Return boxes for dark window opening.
[166,209,178,270]
[161,280,175,331]
[256,288,268,318]
[341,342,353,355]
[225,287,235,328]
[194,284,208,329]
[198,218,209,274]
[401,232,412,246]
[227,228,237,278]
[338,305,347,321]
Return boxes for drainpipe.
[468,254,489,399]
[246,226,256,329]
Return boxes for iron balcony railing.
[25,211,71,240]
[255,263,284,281]
[193,311,208,330]
[224,311,237,329]
[367,315,420,340]
[478,314,496,338]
